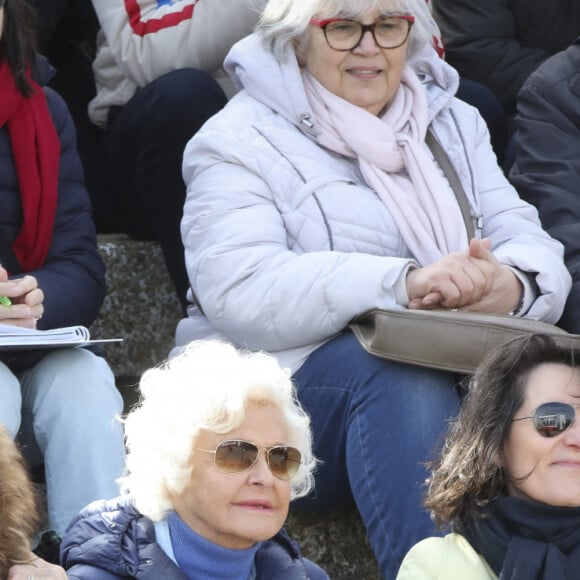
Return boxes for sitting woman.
[60,340,328,579]
[397,334,580,579]
[0,425,66,579]
[0,0,124,549]
[174,0,571,576]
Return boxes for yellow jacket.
[396,533,497,580]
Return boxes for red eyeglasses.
[310,15,415,51]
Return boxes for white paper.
[0,325,122,349]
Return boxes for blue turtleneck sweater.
[167,511,262,580]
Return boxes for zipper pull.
[300,113,313,129]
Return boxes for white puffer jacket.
[175,33,571,372]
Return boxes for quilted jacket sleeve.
[447,100,571,324]
[181,127,415,352]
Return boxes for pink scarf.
[302,68,467,266]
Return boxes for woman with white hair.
[60,340,327,579]
[174,0,571,575]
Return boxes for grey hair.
[120,340,316,521]
[257,0,435,61]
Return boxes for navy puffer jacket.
[0,56,105,330]
[60,496,329,579]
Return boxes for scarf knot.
[301,66,467,265]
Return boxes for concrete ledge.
[92,235,379,579]
[286,509,379,579]
[93,235,182,378]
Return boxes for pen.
[0,296,12,306]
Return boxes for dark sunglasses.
[195,439,302,481]
[512,402,580,437]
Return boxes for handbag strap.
[426,130,476,240]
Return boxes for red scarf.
[0,61,60,273]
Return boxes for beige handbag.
[350,308,576,374]
[350,132,576,374]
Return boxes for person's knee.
[26,349,122,415]
[142,68,228,131]
[0,362,23,437]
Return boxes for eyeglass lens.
[534,402,575,437]
[325,17,411,50]
[214,440,301,480]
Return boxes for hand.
[7,554,67,579]
[407,238,522,313]
[459,239,523,313]
[406,238,495,309]
[0,268,45,329]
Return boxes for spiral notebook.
[0,325,122,350]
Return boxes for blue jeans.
[0,348,125,536]
[292,332,460,578]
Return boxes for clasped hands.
[0,265,44,328]
[406,238,522,314]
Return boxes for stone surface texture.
[93,235,182,378]
[93,235,379,579]
[287,509,379,579]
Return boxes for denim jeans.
[0,348,125,536]
[292,332,461,579]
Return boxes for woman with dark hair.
[397,334,580,578]
[0,0,124,556]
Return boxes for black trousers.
[456,78,509,167]
[92,69,228,309]
[33,0,103,202]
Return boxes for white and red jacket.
[89,0,265,127]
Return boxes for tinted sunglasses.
[512,402,580,437]
[195,439,302,481]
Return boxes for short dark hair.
[1,0,37,95]
[425,334,580,528]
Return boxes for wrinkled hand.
[8,554,67,579]
[407,238,522,314]
[0,266,45,328]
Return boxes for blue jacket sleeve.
[33,86,106,330]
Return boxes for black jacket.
[509,39,580,333]
[0,56,106,330]
[432,0,580,116]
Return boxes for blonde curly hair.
[0,425,38,576]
